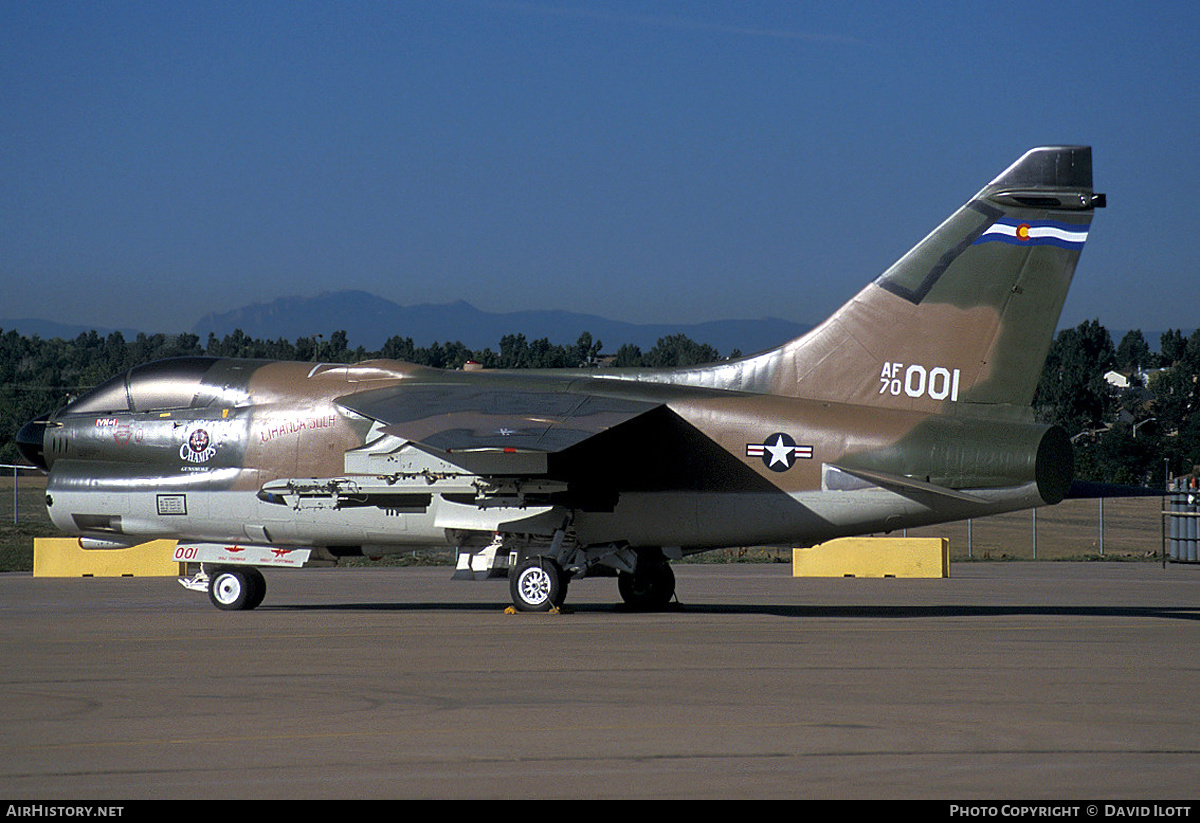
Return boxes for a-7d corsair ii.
[18,146,1105,612]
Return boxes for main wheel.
[244,567,266,610]
[618,558,675,610]
[509,557,568,612]
[208,567,266,611]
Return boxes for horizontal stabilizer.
[829,464,988,505]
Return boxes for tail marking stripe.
[974,218,1089,249]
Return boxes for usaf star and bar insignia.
[745,433,813,472]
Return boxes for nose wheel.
[207,566,267,611]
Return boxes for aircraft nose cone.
[16,415,49,471]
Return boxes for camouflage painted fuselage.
[19,145,1099,575]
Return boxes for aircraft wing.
[337,381,777,492]
[337,382,663,456]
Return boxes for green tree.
[1115,330,1152,372]
[1034,319,1115,435]
[1149,328,1200,439]
[612,343,644,367]
[572,332,602,367]
[497,334,530,369]
[1160,329,1187,367]
[379,336,416,362]
[644,334,720,368]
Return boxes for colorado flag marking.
[974,218,1089,250]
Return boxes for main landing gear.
[507,550,676,612]
[617,556,675,611]
[509,556,569,612]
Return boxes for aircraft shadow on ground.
[269,601,1200,622]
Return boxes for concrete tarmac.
[1,562,1197,799]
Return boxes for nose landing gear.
[207,566,267,611]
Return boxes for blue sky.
[3,1,1198,340]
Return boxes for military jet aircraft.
[18,145,1104,612]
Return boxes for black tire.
[208,567,266,611]
[618,559,675,610]
[509,557,568,612]
[244,567,266,610]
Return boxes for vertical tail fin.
[711,146,1104,412]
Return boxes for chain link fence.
[0,465,49,527]
[0,466,52,571]
[905,495,1165,561]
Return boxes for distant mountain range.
[5,291,1183,358]
[191,291,810,356]
[0,317,145,342]
[3,290,812,357]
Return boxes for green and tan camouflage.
[17,146,1105,611]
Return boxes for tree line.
[1034,322,1199,487]
[1,320,1195,487]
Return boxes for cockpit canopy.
[61,357,224,416]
